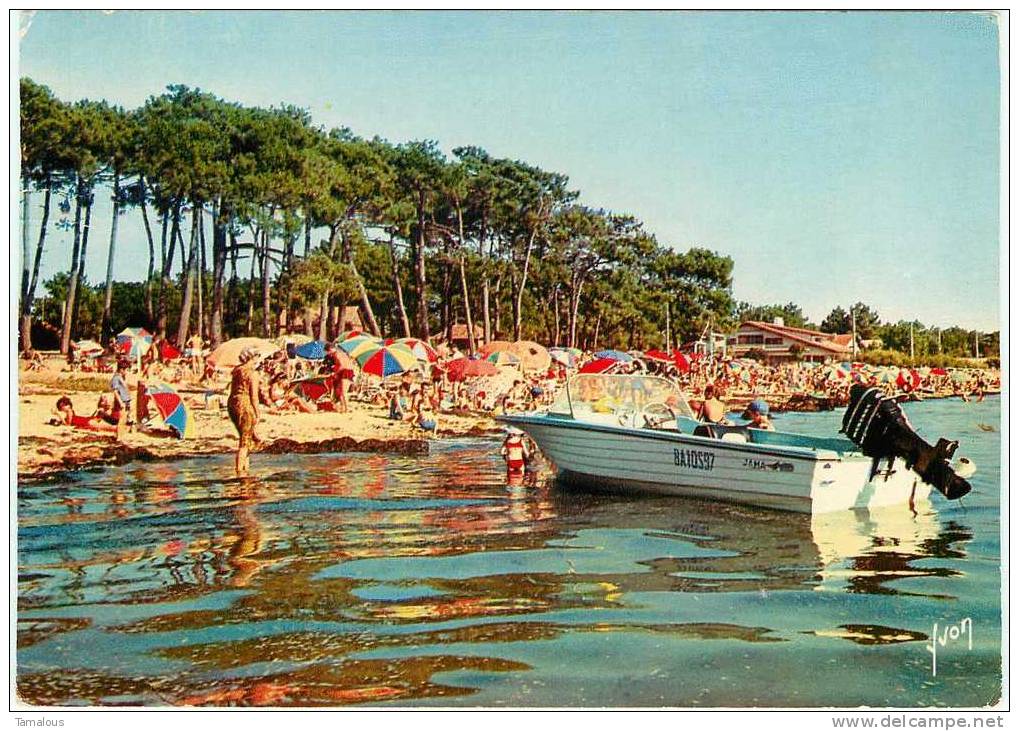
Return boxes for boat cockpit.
[547,374,856,454]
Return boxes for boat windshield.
[549,374,696,426]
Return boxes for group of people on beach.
[41,331,999,478]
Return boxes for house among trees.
[727,319,852,363]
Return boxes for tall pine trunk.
[459,254,475,353]
[21,177,51,352]
[413,190,429,339]
[260,227,272,338]
[69,190,93,343]
[197,207,206,339]
[246,234,258,336]
[512,226,539,341]
[156,201,179,338]
[20,186,31,331]
[60,181,84,354]
[454,205,475,352]
[210,201,227,347]
[100,172,121,341]
[175,205,199,347]
[140,183,156,326]
[389,235,411,339]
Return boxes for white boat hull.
[505,417,930,514]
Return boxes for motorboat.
[498,374,973,514]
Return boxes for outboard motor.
[842,384,972,500]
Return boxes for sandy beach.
[17,361,499,480]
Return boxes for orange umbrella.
[509,340,551,372]
[446,358,499,382]
[206,337,278,369]
[479,340,515,357]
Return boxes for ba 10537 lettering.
[674,448,715,471]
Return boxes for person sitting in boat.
[743,399,775,431]
[695,384,730,425]
[501,427,531,474]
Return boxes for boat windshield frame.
[549,373,697,423]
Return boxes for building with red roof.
[727,319,852,363]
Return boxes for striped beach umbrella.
[338,329,369,341]
[485,350,521,367]
[146,383,193,439]
[389,337,438,363]
[355,343,419,377]
[116,327,153,360]
[339,335,383,358]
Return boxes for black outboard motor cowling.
[842,385,972,500]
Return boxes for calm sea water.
[17,397,1002,707]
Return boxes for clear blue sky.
[17,10,1002,330]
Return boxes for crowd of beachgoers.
[18,328,999,477]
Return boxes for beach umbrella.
[206,337,278,369]
[896,369,921,390]
[274,333,312,347]
[485,350,521,367]
[508,340,551,372]
[294,340,328,360]
[931,367,948,376]
[146,383,193,439]
[290,376,332,402]
[356,343,419,377]
[876,368,896,384]
[338,329,370,342]
[549,348,578,368]
[338,335,382,357]
[579,357,621,374]
[594,350,633,363]
[950,370,970,383]
[390,337,438,363]
[74,339,104,355]
[643,349,672,363]
[673,352,691,373]
[116,327,153,360]
[446,357,499,381]
[479,340,515,358]
[158,340,182,361]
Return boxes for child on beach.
[501,427,530,474]
[110,360,132,441]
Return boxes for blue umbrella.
[594,350,634,363]
[294,340,328,360]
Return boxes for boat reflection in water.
[16,439,988,707]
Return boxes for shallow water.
[17,397,1002,707]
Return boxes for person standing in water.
[501,427,531,474]
[228,347,262,477]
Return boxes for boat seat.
[693,423,752,441]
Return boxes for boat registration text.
[674,448,715,471]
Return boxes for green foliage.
[855,349,975,369]
[821,302,880,338]
[736,302,811,329]
[18,75,997,360]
